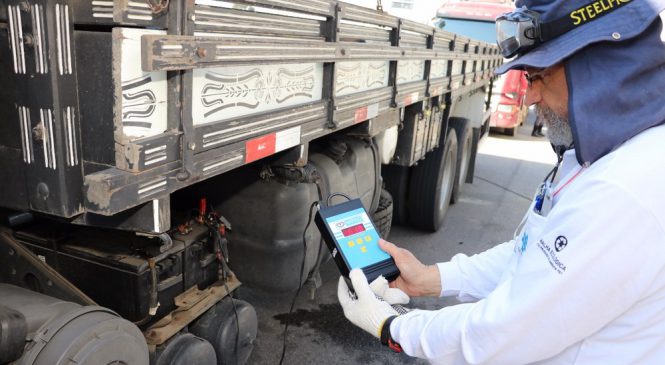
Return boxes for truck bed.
[0,0,501,229]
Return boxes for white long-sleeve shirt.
[391,124,665,364]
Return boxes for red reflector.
[354,107,369,123]
[245,133,277,163]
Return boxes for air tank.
[216,136,380,291]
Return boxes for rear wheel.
[407,129,458,231]
[449,118,472,204]
[465,127,482,184]
[382,165,411,226]
[371,189,394,239]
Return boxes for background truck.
[0,1,502,364]
[434,0,529,136]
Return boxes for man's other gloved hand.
[369,275,410,305]
[338,269,399,338]
[379,239,442,297]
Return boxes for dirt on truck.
[0,1,502,364]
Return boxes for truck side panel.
[0,0,502,226]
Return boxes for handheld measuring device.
[314,198,399,284]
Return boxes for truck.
[433,0,529,137]
[0,1,502,364]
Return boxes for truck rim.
[439,145,456,212]
[459,133,471,188]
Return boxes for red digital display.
[342,224,366,237]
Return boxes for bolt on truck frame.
[0,1,502,364]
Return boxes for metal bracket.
[143,276,241,345]
[0,231,95,306]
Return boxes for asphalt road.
[243,120,556,365]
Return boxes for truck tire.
[407,129,458,231]
[371,189,393,239]
[382,165,410,225]
[449,118,472,204]
[465,127,482,184]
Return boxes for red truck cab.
[489,68,528,136]
[434,0,529,136]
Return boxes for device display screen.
[341,224,366,237]
[325,208,389,270]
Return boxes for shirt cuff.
[437,262,464,297]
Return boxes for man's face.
[524,64,574,147]
[535,102,574,148]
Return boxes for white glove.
[369,275,410,305]
[338,269,399,338]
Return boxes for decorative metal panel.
[396,60,424,85]
[192,63,323,125]
[63,106,79,167]
[115,28,168,140]
[7,5,26,74]
[31,4,48,74]
[144,144,168,167]
[90,0,114,19]
[88,0,159,23]
[137,176,168,200]
[451,60,464,76]
[121,1,156,22]
[55,3,73,75]
[41,108,56,170]
[193,3,324,39]
[18,106,34,164]
[430,60,448,79]
[335,61,389,97]
[202,152,244,177]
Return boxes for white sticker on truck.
[275,126,301,153]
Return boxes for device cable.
[278,201,319,365]
[222,275,240,365]
[326,192,352,206]
[215,230,241,365]
[306,179,327,299]
[205,203,241,365]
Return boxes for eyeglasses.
[524,68,550,86]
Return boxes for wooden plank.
[194,6,324,39]
[144,277,242,346]
[219,0,334,16]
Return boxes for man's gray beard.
[537,105,574,147]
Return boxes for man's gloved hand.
[379,239,442,297]
[338,269,400,338]
[369,275,410,305]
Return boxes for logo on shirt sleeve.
[554,235,568,252]
[537,237,568,274]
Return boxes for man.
[338,0,665,364]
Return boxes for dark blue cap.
[496,0,665,165]
[497,0,665,74]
